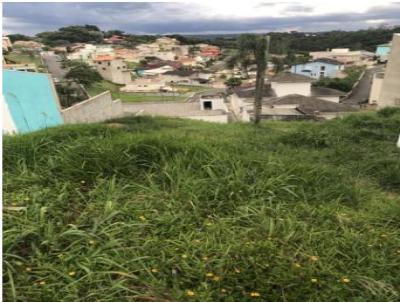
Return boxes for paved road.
[41,52,67,80]
[343,65,384,105]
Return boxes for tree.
[224,77,242,89]
[7,34,32,42]
[104,30,125,38]
[65,62,102,86]
[271,57,285,73]
[237,34,270,124]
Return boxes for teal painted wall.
[375,45,391,56]
[3,70,64,133]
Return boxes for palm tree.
[229,34,270,124]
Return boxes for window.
[203,101,212,110]
[108,62,111,66]
[117,67,120,70]
[102,67,106,70]
[320,66,326,71]
[320,71,325,78]
[98,62,101,65]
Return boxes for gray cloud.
[3,2,400,35]
[284,5,314,13]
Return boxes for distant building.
[2,70,64,134]
[310,48,374,65]
[200,45,221,59]
[375,43,391,63]
[93,55,132,84]
[290,58,344,79]
[2,36,12,51]
[370,33,400,108]
[104,35,125,44]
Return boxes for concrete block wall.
[61,91,124,124]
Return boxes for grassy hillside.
[3,109,400,301]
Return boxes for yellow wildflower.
[193,239,201,243]
[221,289,227,293]
[381,234,388,238]
[68,271,76,276]
[205,222,213,226]
[139,215,146,221]
[80,180,86,184]
[311,278,318,283]
[234,268,241,273]
[39,281,46,285]
[310,256,319,262]
[341,277,350,283]
[293,263,301,268]
[186,290,195,297]
[205,272,214,277]
[249,291,261,297]
[89,240,96,245]
[181,254,188,259]
[151,268,159,273]
[25,267,32,272]
[212,275,221,282]
[202,256,208,261]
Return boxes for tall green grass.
[3,111,400,301]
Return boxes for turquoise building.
[290,59,344,80]
[3,70,64,134]
[375,43,391,62]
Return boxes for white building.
[93,55,132,84]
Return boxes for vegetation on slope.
[87,80,188,103]
[3,109,400,301]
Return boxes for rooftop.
[264,94,356,115]
[268,72,313,83]
[93,54,115,62]
[233,84,276,98]
[311,86,346,97]
[313,58,343,65]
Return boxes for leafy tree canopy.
[36,25,103,46]
[65,62,102,86]
[7,34,33,42]
[225,77,242,88]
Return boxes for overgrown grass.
[5,51,43,68]
[3,110,400,301]
[87,80,188,103]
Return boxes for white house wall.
[271,82,311,97]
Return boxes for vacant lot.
[3,109,400,301]
[87,80,188,103]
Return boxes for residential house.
[104,35,125,44]
[200,45,221,60]
[269,72,313,97]
[114,48,141,63]
[310,48,374,65]
[262,94,356,120]
[2,36,12,51]
[290,58,344,79]
[93,55,132,84]
[2,70,64,134]
[369,33,400,108]
[268,72,345,102]
[375,43,391,63]
[67,44,97,61]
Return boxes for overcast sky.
[3,1,400,35]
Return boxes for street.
[41,51,67,80]
[342,65,385,105]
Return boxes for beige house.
[2,36,12,51]
[93,55,132,85]
[310,48,374,65]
